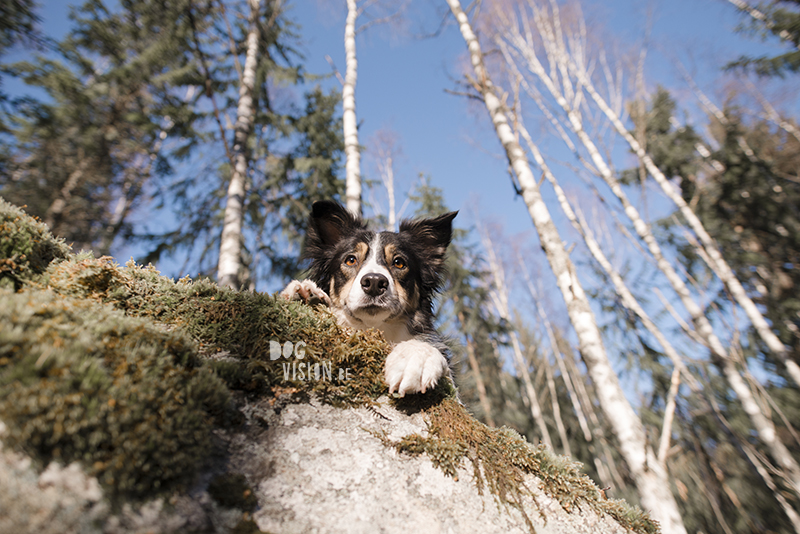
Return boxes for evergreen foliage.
[727,0,800,76]
[0,0,41,54]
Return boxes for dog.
[281,200,457,397]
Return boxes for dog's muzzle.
[360,273,389,297]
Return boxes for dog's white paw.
[280,279,332,306]
[385,339,448,397]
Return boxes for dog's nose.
[361,273,389,297]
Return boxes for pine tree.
[1,0,344,288]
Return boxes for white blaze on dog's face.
[331,233,420,341]
[345,235,395,326]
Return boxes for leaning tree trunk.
[343,0,362,217]
[217,0,262,289]
[444,2,688,532]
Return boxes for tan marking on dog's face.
[383,243,418,311]
[331,241,369,306]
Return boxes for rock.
[231,396,636,534]
[0,199,657,534]
[1,395,652,534]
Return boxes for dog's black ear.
[307,200,363,248]
[399,211,458,262]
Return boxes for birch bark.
[343,0,362,217]
[217,0,263,289]
[445,2,687,531]
[460,313,497,427]
[482,228,553,449]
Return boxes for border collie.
[281,200,457,397]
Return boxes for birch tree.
[217,0,264,289]
[340,0,408,218]
[726,0,800,76]
[343,0,361,216]
[444,2,688,531]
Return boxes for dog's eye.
[344,255,358,266]
[393,257,406,269]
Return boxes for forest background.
[2,0,800,533]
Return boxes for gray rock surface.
[1,398,636,534]
[231,396,631,534]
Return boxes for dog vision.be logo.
[269,340,352,382]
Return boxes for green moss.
[0,288,232,500]
[45,255,391,405]
[0,196,71,290]
[0,200,655,534]
[386,398,659,534]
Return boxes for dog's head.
[303,200,457,332]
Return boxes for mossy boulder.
[0,197,71,290]
[0,198,658,534]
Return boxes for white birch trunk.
[217,0,262,289]
[445,2,687,531]
[518,119,697,474]
[727,0,800,50]
[465,335,496,427]
[749,80,800,145]
[658,367,681,466]
[343,0,362,217]
[379,154,396,230]
[543,352,571,456]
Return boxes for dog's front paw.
[280,279,332,306]
[385,340,448,397]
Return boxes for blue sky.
[286,0,789,244]
[283,0,791,334]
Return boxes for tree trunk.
[44,158,89,233]
[543,351,571,456]
[445,2,688,532]
[217,0,262,289]
[464,332,497,428]
[343,0,362,217]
